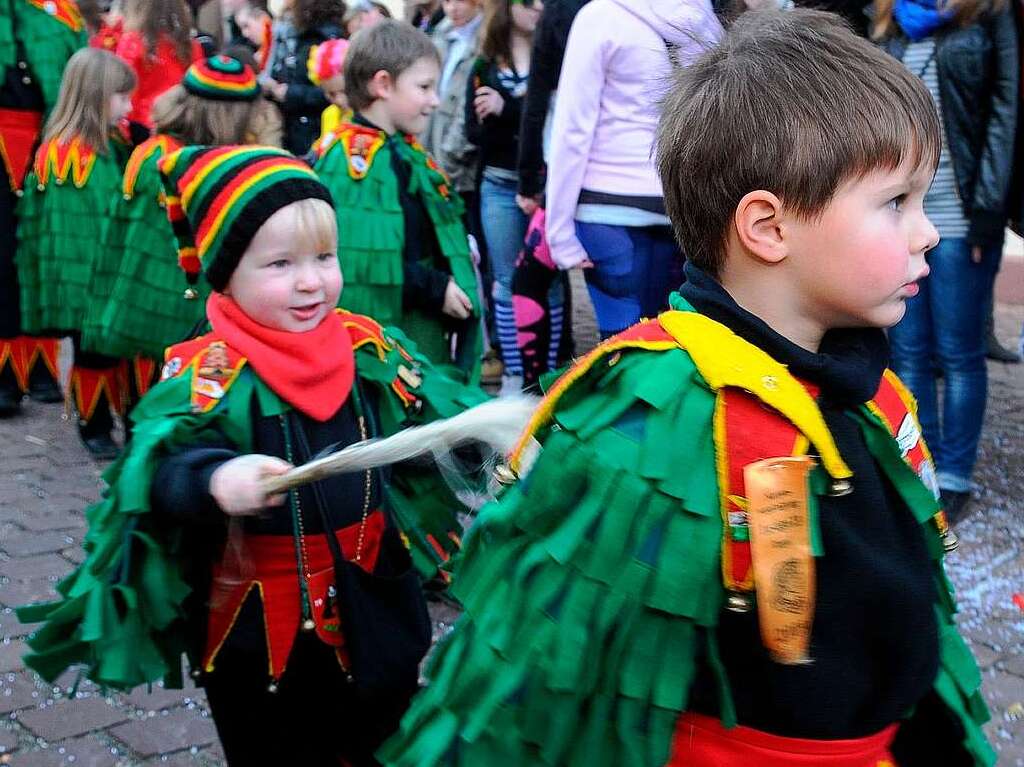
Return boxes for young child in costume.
[16,47,136,457]
[379,10,994,767]
[18,145,489,767]
[80,54,264,405]
[307,37,351,144]
[0,0,88,416]
[313,20,483,378]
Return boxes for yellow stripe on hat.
[182,146,282,209]
[196,163,317,258]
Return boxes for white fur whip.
[261,394,540,495]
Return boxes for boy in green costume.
[18,145,488,765]
[312,19,482,379]
[379,10,994,767]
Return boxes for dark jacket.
[268,21,342,155]
[465,57,526,172]
[516,0,591,198]
[880,10,1019,248]
[680,265,955,757]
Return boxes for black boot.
[78,402,120,459]
[985,309,1020,363]
[27,359,63,403]
[0,362,23,417]
[940,489,972,527]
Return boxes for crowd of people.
[0,0,1020,764]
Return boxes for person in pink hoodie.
[545,0,721,338]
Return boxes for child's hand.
[516,194,540,216]
[210,455,293,516]
[474,86,505,120]
[442,279,473,319]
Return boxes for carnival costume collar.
[207,293,354,421]
[679,263,889,406]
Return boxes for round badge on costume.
[44,1,57,13]
[351,155,368,174]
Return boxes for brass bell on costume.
[183,286,199,300]
[267,680,279,694]
[302,618,316,631]
[828,478,853,497]
[726,590,754,613]
[493,464,518,486]
[943,529,960,553]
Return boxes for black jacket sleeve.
[465,59,484,147]
[967,8,1019,247]
[152,447,240,522]
[517,12,561,197]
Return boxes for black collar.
[679,263,889,406]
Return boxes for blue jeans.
[888,238,1000,492]
[575,222,682,338]
[481,174,562,375]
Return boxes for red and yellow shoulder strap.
[162,333,247,414]
[23,0,84,32]
[337,308,421,409]
[123,134,183,200]
[33,136,97,189]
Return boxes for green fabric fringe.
[380,340,994,766]
[16,151,123,336]
[17,329,487,690]
[81,148,207,358]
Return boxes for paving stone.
[0,727,18,752]
[0,672,42,715]
[15,513,85,534]
[16,697,129,741]
[0,555,71,583]
[0,608,32,639]
[7,735,130,767]
[121,681,197,713]
[0,579,59,610]
[109,708,217,758]
[0,532,76,558]
[0,640,26,672]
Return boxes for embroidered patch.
[895,413,921,458]
[190,341,245,413]
[161,356,183,381]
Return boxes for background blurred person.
[116,0,203,128]
[545,0,722,339]
[263,0,344,153]
[466,0,548,393]
[873,0,1019,522]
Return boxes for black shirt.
[681,264,941,740]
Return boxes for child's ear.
[367,69,394,101]
[733,190,788,266]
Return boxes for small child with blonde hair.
[307,37,351,143]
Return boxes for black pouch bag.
[288,398,432,702]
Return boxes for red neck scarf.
[207,293,354,421]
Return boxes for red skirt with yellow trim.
[203,511,385,680]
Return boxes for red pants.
[668,713,898,767]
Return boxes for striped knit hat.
[307,39,349,86]
[183,55,260,102]
[159,146,333,293]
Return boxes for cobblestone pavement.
[0,284,1020,765]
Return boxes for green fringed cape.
[16,314,488,691]
[0,0,87,113]
[378,297,994,767]
[80,134,208,359]
[313,123,481,377]
[16,134,126,336]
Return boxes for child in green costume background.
[15,47,136,458]
[312,20,483,380]
[18,146,488,766]
[379,10,993,767]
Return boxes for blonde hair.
[43,48,136,153]
[292,197,338,257]
[871,0,1006,38]
[152,85,261,145]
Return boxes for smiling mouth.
[290,302,323,317]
